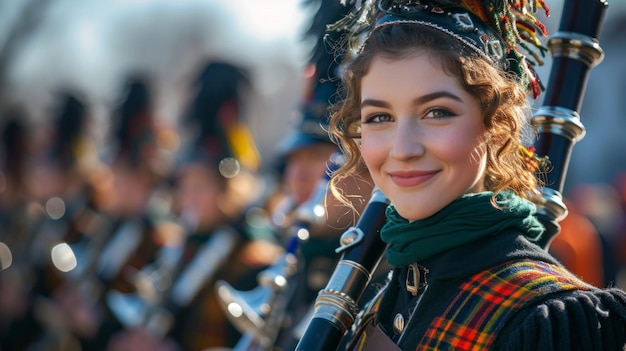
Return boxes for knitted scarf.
[380,191,544,267]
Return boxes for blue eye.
[363,113,393,124]
[426,108,454,119]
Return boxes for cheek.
[360,132,387,170]
[440,136,474,163]
[439,129,488,181]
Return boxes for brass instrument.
[214,154,344,350]
[105,211,239,338]
[26,196,115,351]
[214,247,299,350]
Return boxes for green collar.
[380,191,544,267]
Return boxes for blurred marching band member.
[36,92,110,348]
[106,61,275,351]
[245,3,380,348]
[82,76,178,350]
[0,106,43,351]
[6,77,175,351]
[269,87,376,349]
[96,77,169,292]
[0,92,114,351]
[0,106,33,236]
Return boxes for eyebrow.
[361,91,463,108]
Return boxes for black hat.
[276,1,349,158]
[1,107,29,181]
[111,77,157,169]
[180,61,260,177]
[48,92,88,170]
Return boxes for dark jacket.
[355,230,626,350]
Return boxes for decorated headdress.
[332,0,550,98]
[181,61,260,178]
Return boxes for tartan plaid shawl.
[418,259,592,350]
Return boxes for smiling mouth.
[389,171,438,187]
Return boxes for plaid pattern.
[418,260,593,350]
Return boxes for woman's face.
[360,53,488,221]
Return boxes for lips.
[389,170,438,187]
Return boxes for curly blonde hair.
[329,24,541,205]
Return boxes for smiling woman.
[314,0,626,350]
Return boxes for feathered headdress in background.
[1,109,29,183]
[331,0,550,98]
[182,61,260,178]
[48,92,90,170]
[112,77,159,170]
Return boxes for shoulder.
[457,259,594,307]
[495,287,626,350]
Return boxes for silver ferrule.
[531,105,586,142]
[313,289,358,333]
[323,260,372,298]
[548,31,605,67]
[536,187,569,223]
[311,259,372,329]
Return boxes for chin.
[394,206,439,222]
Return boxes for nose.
[389,120,424,160]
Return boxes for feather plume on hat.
[111,78,158,168]
[46,92,91,171]
[1,108,29,183]
[181,61,260,178]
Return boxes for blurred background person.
[96,75,172,292]
[548,197,606,288]
[217,3,378,349]
[1,91,112,351]
[0,106,43,351]
[106,61,275,351]
[68,75,179,351]
[0,106,33,234]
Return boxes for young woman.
[326,0,626,349]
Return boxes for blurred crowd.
[0,2,378,351]
[0,55,376,351]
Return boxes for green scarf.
[380,191,544,267]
